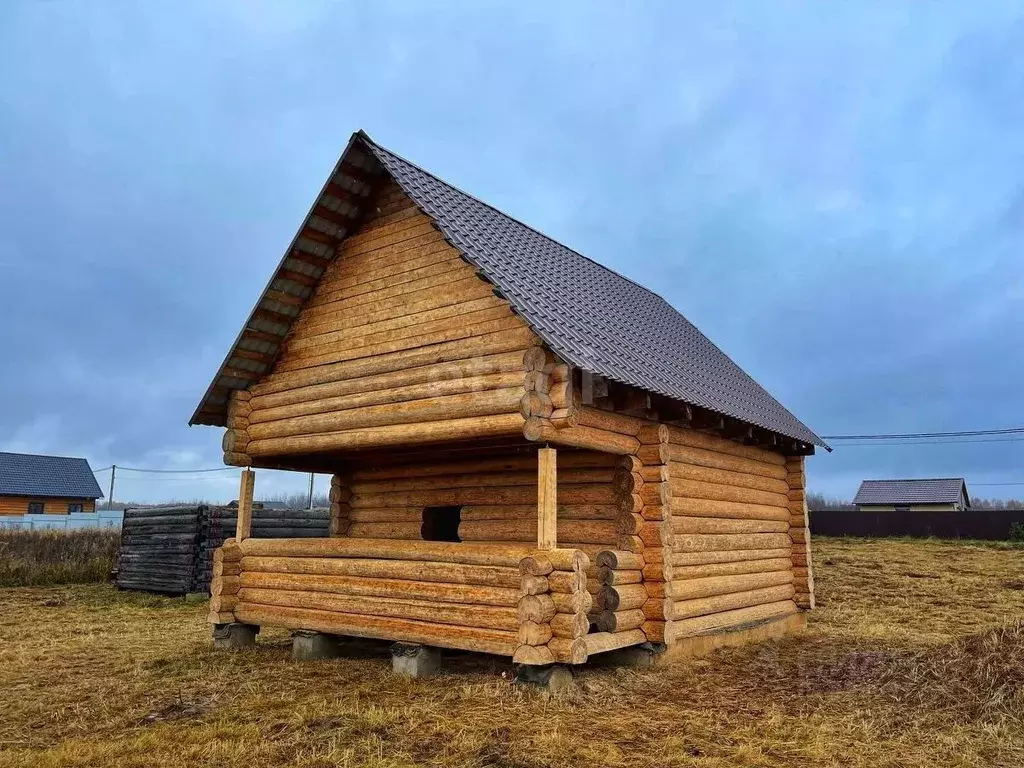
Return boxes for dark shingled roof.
[0,452,104,499]
[853,478,969,506]
[191,130,824,449]
[362,136,823,447]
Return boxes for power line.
[118,466,236,474]
[93,465,235,474]
[834,437,1024,447]
[822,426,1024,440]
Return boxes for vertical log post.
[538,447,557,550]
[236,468,255,541]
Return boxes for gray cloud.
[1,1,1021,502]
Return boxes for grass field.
[0,529,120,587]
[1,538,1022,767]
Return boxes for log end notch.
[514,548,591,666]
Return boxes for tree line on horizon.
[97,491,330,511]
[808,492,1024,511]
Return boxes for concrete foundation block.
[390,643,441,677]
[292,631,340,661]
[212,622,258,650]
[592,642,663,668]
[514,663,575,693]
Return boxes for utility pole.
[307,472,314,510]
[108,465,116,510]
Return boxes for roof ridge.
[0,450,90,461]
[861,477,966,483]
[357,131,669,304]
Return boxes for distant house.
[853,478,971,512]
[0,452,104,515]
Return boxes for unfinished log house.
[191,130,826,668]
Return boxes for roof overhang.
[190,131,384,426]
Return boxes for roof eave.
[189,131,374,427]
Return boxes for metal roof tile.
[0,452,104,499]
[853,478,969,506]
[360,135,823,447]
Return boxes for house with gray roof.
[0,452,104,515]
[189,130,821,667]
[853,478,971,512]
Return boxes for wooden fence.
[809,509,1024,540]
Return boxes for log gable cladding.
[194,130,823,458]
[221,181,542,461]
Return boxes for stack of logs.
[115,505,204,595]
[513,549,592,665]
[209,538,242,624]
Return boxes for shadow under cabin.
[191,130,826,676]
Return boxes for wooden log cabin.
[0,452,103,515]
[191,130,826,668]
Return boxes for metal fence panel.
[809,509,1024,540]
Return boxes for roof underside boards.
[0,452,104,499]
[191,130,824,449]
[190,134,386,426]
[853,478,968,506]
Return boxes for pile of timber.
[641,427,799,644]
[194,507,331,592]
[513,549,592,665]
[116,505,330,596]
[216,538,574,656]
[115,506,204,594]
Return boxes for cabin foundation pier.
[213,622,259,650]
[514,663,575,693]
[391,643,441,678]
[590,641,664,668]
[292,631,340,661]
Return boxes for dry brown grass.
[1,538,1023,767]
[0,529,120,587]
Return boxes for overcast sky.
[2,2,1022,504]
